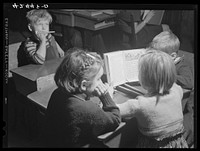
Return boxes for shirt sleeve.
[116,98,140,119]
[176,60,194,90]
[87,92,121,136]
[24,39,45,65]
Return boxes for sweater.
[175,54,194,90]
[18,34,59,66]
[42,88,121,148]
[117,83,184,140]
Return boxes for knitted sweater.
[117,83,184,140]
[18,34,59,66]
[42,88,121,147]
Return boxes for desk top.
[50,9,116,22]
[27,82,191,110]
[10,57,64,81]
[27,84,57,109]
[50,9,116,31]
[98,122,126,141]
[27,84,131,110]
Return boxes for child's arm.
[83,94,121,137]
[116,99,139,119]
[55,41,65,57]
[35,33,47,61]
[176,62,194,90]
[25,40,45,65]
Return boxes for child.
[148,31,194,90]
[117,50,188,148]
[148,31,194,147]
[41,47,121,148]
[17,9,64,66]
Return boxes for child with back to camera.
[18,9,65,66]
[148,31,194,90]
[41,47,121,148]
[117,49,188,148]
[149,30,194,147]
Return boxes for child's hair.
[54,47,103,93]
[138,49,177,95]
[26,9,52,25]
[149,31,180,54]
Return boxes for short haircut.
[149,31,180,54]
[138,49,177,95]
[26,9,52,24]
[54,47,103,93]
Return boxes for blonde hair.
[54,47,103,93]
[26,9,52,25]
[138,49,176,95]
[149,31,180,54]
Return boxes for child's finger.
[94,88,101,96]
[27,46,36,51]
[97,84,106,93]
[26,42,36,47]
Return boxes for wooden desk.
[50,9,117,55]
[97,122,126,148]
[10,57,64,96]
[50,9,116,31]
[10,50,193,147]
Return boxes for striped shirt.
[24,34,59,65]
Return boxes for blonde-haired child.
[149,31,193,90]
[18,9,64,66]
[117,50,188,148]
[41,47,121,147]
[149,30,194,147]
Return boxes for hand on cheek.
[35,30,47,42]
[95,82,108,96]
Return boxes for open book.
[142,10,165,25]
[104,48,146,88]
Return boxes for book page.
[104,51,126,87]
[123,49,146,82]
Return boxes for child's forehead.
[36,18,49,23]
[34,18,50,24]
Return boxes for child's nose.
[42,24,47,30]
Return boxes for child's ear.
[28,24,32,32]
[80,80,88,91]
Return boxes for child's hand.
[94,81,114,98]
[26,41,37,51]
[107,82,114,98]
[35,31,47,42]
[56,42,65,57]
[58,49,65,57]
[94,81,108,97]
